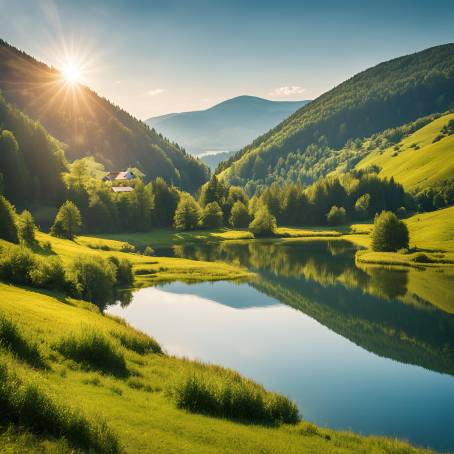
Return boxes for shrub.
[0,363,120,453]
[354,193,370,220]
[170,367,299,425]
[0,316,45,368]
[108,256,134,287]
[51,201,82,240]
[200,202,223,228]
[371,211,410,252]
[29,256,67,292]
[69,256,117,308]
[248,207,276,237]
[0,244,36,285]
[229,201,251,228]
[174,194,201,230]
[326,206,347,225]
[143,245,155,256]
[56,328,128,377]
[17,210,36,244]
[0,195,18,243]
[112,327,162,355]
[414,253,433,263]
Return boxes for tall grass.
[0,363,120,453]
[170,366,300,425]
[0,316,45,369]
[56,328,128,377]
[111,326,162,355]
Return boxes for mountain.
[217,44,454,190]
[200,150,236,171]
[0,39,208,193]
[146,96,310,155]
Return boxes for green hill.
[0,39,208,193]
[356,113,454,190]
[0,233,433,454]
[217,44,454,191]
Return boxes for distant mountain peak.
[146,96,310,155]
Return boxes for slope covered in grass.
[355,206,454,270]
[0,279,435,453]
[357,113,454,190]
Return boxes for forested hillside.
[218,44,454,191]
[0,93,66,206]
[0,40,208,192]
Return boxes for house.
[102,170,136,182]
[111,186,134,193]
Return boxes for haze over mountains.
[146,96,310,157]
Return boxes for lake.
[107,240,454,452]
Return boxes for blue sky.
[1,0,453,118]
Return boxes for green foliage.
[108,256,134,287]
[0,244,36,285]
[326,206,346,226]
[150,177,179,227]
[69,256,117,308]
[0,94,66,207]
[220,45,454,189]
[354,193,371,219]
[249,207,277,237]
[143,246,155,256]
[0,195,18,243]
[371,211,410,252]
[229,201,251,228]
[0,362,120,453]
[56,328,128,377]
[112,327,162,355]
[170,367,299,425]
[17,210,36,243]
[174,194,202,230]
[28,256,67,292]
[200,202,224,228]
[0,316,45,368]
[51,201,82,240]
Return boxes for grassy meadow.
[357,113,454,190]
[0,232,438,453]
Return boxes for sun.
[61,63,82,85]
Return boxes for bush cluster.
[56,328,128,377]
[170,367,299,425]
[0,243,134,309]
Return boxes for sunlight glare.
[62,63,81,85]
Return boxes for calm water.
[107,240,454,452]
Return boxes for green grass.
[56,329,129,377]
[0,316,45,369]
[0,278,436,453]
[0,362,120,453]
[354,206,454,267]
[170,366,299,425]
[357,112,454,190]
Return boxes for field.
[357,113,454,190]
[354,206,454,267]
[0,233,436,453]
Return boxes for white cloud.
[147,88,166,96]
[270,86,306,96]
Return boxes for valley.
[0,14,453,454]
